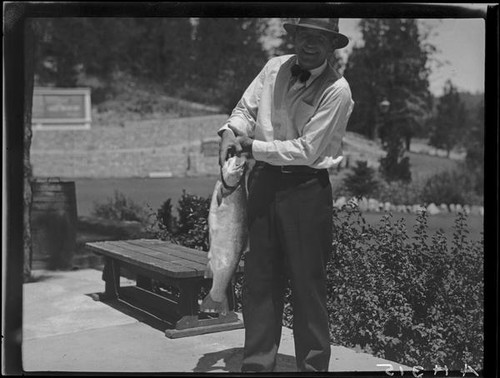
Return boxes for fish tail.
[199,292,229,316]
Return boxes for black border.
[3,2,498,377]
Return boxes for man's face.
[294,28,335,70]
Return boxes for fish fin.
[216,183,223,207]
[244,159,255,198]
[199,293,229,316]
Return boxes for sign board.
[32,87,92,130]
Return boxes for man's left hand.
[237,136,254,156]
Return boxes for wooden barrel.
[31,179,77,270]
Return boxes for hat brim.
[283,23,349,49]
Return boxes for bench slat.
[124,239,208,266]
[88,241,190,273]
[128,239,244,272]
[86,242,200,278]
[107,240,207,272]
[130,239,208,261]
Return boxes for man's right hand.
[219,129,242,167]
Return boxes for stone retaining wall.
[31,115,227,178]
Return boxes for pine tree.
[343,160,379,198]
[428,80,467,157]
[344,19,433,142]
[191,18,268,112]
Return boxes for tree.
[191,18,269,112]
[34,18,194,100]
[344,19,433,143]
[428,80,467,157]
[378,107,412,183]
[123,18,193,86]
[464,98,484,195]
[343,160,379,198]
[379,129,412,183]
[35,18,90,87]
[273,18,296,56]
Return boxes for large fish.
[200,155,248,315]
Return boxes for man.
[218,18,354,372]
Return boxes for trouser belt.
[257,162,326,175]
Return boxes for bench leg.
[175,280,199,330]
[102,258,120,299]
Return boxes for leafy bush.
[373,165,483,206]
[380,154,412,183]
[149,190,210,251]
[343,160,379,198]
[92,190,148,222]
[326,206,483,370]
[421,167,483,205]
[151,190,483,370]
[375,178,424,205]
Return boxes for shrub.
[379,134,412,183]
[326,206,483,370]
[149,190,210,251]
[151,190,484,370]
[420,168,482,205]
[156,198,175,233]
[92,190,147,222]
[343,160,379,198]
[380,154,412,183]
[375,178,424,205]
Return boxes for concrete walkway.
[23,269,412,373]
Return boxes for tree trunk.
[23,19,36,281]
[405,135,411,151]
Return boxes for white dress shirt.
[219,54,354,169]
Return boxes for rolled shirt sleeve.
[252,85,354,167]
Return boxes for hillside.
[342,132,462,180]
[31,77,463,179]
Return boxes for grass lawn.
[75,176,219,218]
[406,150,461,181]
[73,176,483,243]
[361,211,483,242]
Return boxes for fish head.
[222,155,247,188]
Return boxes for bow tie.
[290,64,311,83]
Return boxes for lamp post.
[379,98,391,114]
[375,98,390,141]
[378,98,411,182]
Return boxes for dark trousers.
[241,165,333,372]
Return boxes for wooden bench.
[85,238,244,338]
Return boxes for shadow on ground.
[193,347,297,372]
[85,292,172,333]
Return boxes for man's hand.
[219,129,242,166]
[236,136,254,155]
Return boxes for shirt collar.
[293,57,328,88]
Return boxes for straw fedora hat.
[283,18,349,49]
